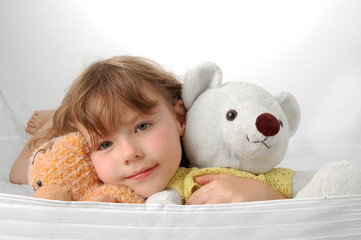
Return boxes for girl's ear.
[174,99,186,136]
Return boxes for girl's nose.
[120,140,144,165]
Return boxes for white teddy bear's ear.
[182,62,223,110]
[275,92,301,137]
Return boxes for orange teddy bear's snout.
[33,184,72,201]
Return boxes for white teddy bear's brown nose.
[255,113,280,137]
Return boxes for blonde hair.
[30,55,182,148]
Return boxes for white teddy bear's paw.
[296,160,361,198]
[145,189,183,205]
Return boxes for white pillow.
[0,90,33,196]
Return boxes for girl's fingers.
[194,174,222,185]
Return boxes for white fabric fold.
[1,193,361,239]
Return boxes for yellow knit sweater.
[166,167,293,202]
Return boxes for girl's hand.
[185,174,285,205]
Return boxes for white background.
[1,0,361,169]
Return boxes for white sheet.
[1,193,361,240]
[1,1,361,239]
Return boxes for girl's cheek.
[151,129,181,155]
[149,130,170,147]
[90,153,107,173]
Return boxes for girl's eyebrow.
[121,112,142,125]
[129,107,159,122]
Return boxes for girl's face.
[80,88,185,198]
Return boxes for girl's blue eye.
[136,123,149,132]
[99,141,113,150]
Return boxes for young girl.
[10,55,285,204]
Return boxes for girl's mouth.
[127,165,157,181]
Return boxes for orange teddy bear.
[28,132,145,203]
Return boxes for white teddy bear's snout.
[255,113,281,137]
[244,112,282,150]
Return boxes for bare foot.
[26,110,55,135]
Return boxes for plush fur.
[146,62,361,204]
[28,132,145,203]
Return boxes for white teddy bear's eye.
[279,120,283,128]
[226,110,238,121]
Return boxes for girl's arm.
[9,145,33,184]
[185,174,285,205]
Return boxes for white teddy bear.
[146,62,361,204]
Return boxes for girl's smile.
[127,164,158,181]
